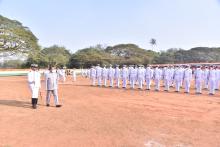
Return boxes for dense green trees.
[0,15,39,56]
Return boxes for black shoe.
[46,104,50,107]
[33,104,37,109]
[209,93,214,95]
[56,104,62,107]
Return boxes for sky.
[0,0,220,52]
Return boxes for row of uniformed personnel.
[88,64,220,95]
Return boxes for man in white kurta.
[183,65,192,93]
[45,65,62,107]
[28,64,41,109]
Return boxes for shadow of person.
[0,99,32,108]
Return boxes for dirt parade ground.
[0,76,220,147]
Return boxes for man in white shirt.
[27,64,41,109]
[45,65,62,107]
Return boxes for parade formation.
[83,64,220,95]
[27,63,220,109]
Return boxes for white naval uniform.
[102,67,108,87]
[28,70,41,98]
[208,69,216,94]
[183,68,192,93]
[203,68,209,89]
[108,67,115,87]
[130,67,136,89]
[96,66,102,86]
[180,67,184,87]
[194,68,203,93]
[121,67,128,88]
[174,68,182,92]
[169,67,175,87]
[90,67,96,86]
[137,67,145,89]
[153,68,161,91]
[114,67,121,88]
[215,69,220,90]
[163,68,171,91]
[145,67,153,90]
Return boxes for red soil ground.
[0,76,219,147]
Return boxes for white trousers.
[195,80,202,93]
[164,79,170,91]
[146,78,151,89]
[115,78,120,87]
[97,76,102,86]
[109,77,114,87]
[175,80,181,91]
[130,77,135,89]
[154,79,160,90]
[184,80,191,93]
[30,87,39,98]
[103,77,107,87]
[46,89,59,105]
[209,80,215,94]
[122,78,127,88]
[138,78,144,89]
[91,77,96,86]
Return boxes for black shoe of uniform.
[33,104,37,109]
[175,91,179,92]
[46,104,50,107]
[56,104,62,107]
[209,93,214,95]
